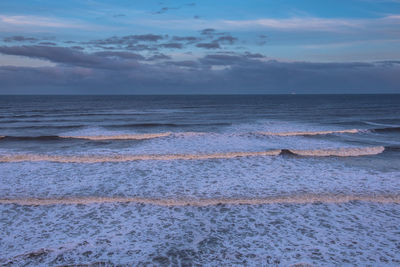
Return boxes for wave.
[1,194,399,206]
[287,146,385,157]
[257,129,360,136]
[104,122,231,128]
[0,150,282,163]
[372,126,400,133]
[0,146,385,163]
[1,126,398,142]
[0,132,204,141]
[61,132,172,141]
[0,135,63,141]
[0,125,84,130]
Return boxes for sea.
[0,94,399,266]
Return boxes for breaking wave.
[1,194,399,206]
[257,129,360,136]
[286,146,385,157]
[1,126,399,142]
[104,122,231,128]
[0,150,282,163]
[0,146,385,163]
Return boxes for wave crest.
[0,150,282,163]
[288,146,385,157]
[0,146,385,163]
[257,129,360,136]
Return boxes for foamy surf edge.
[0,194,399,206]
[0,147,385,163]
[289,146,385,157]
[0,150,282,163]
[257,129,360,136]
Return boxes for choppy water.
[0,95,399,266]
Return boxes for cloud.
[154,3,196,14]
[160,42,184,49]
[38,42,57,46]
[89,34,165,46]
[196,42,220,49]
[0,45,142,69]
[82,32,239,51]
[222,17,360,31]
[0,46,399,94]
[171,36,200,43]
[3,36,39,42]
[146,53,171,61]
[0,15,87,29]
[214,35,237,44]
[200,28,216,35]
[93,51,145,60]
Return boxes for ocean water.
[0,95,399,266]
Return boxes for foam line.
[0,147,385,163]
[289,146,385,157]
[257,129,360,136]
[0,150,282,163]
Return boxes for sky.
[0,0,400,94]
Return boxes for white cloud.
[0,15,86,28]
[137,15,400,33]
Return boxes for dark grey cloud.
[126,44,157,51]
[72,32,240,52]
[160,42,183,49]
[164,60,199,68]
[0,45,141,69]
[0,45,98,66]
[88,34,165,47]
[38,42,57,46]
[199,54,254,66]
[171,36,200,43]
[196,42,220,49]
[3,36,39,43]
[200,28,216,36]
[215,35,238,45]
[1,45,398,94]
[70,46,85,50]
[243,52,266,58]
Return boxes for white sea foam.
[0,146,384,163]
[257,129,360,136]
[289,146,385,157]
[0,150,282,163]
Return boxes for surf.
[0,146,385,163]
